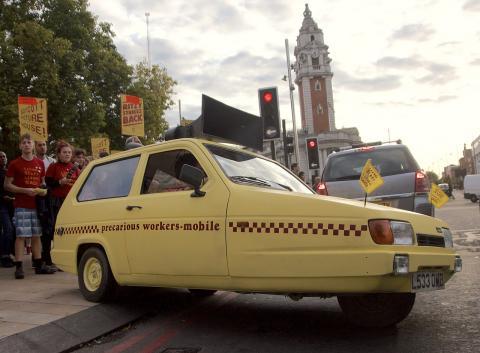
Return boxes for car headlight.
[442,228,454,248]
[368,220,414,245]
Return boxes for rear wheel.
[337,293,415,327]
[78,247,118,302]
[470,195,478,203]
[188,289,217,297]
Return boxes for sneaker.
[1,256,14,268]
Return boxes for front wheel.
[78,247,118,302]
[470,195,478,203]
[337,293,415,328]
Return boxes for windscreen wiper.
[230,176,292,191]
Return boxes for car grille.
[417,234,445,247]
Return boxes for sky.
[88,0,480,176]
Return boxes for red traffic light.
[307,139,317,149]
[263,92,273,103]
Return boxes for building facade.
[292,4,361,180]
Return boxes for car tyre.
[188,289,217,297]
[337,293,415,328]
[78,247,118,302]
[470,195,478,203]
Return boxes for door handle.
[126,205,143,211]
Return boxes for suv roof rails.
[335,139,402,152]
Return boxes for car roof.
[327,143,409,158]
[87,138,259,166]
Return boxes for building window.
[311,35,315,41]
[316,104,324,116]
[312,57,319,66]
[315,80,321,91]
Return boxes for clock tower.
[294,4,335,134]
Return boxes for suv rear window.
[323,148,418,182]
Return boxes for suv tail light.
[415,171,430,193]
[316,182,328,195]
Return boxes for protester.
[298,171,306,183]
[125,135,143,150]
[45,141,80,268]
[0,151,15,267]
[35,140,56,171]
[291,163,300,176]
[73,148,88,172]
[313,176,322,192]
[5,133,55,278]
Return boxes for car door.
[124,142,230,276]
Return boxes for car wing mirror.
[179,164,206,198]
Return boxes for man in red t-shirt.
[4,133,55,279]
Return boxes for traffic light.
[258,87,280,140]
[306,137,320,169]
[284,136,294,154]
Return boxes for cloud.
[376,56,423,69]
[376,56,458,85]
[370,95,457,106]
[334,70,401,91]
[416,63,457,84]
[463,0,480,11]
[391,24,435,41]
[471,58,480,65]
[417,95,457,103]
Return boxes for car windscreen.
[206,144,313,194]
[323,148,418,182]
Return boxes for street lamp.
[284,39,300,165]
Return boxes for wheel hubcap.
[84,258,102,292]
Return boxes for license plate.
[412,271,445,292]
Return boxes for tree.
[0,0,175,156]
[426,171,439,185]
[124,62,176,146]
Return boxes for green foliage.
[126,62,176,145]
[426,171,440,185]
[0,0,175,157]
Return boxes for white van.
[464,174,480,203]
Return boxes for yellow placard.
[18,96,48,141]
[180,118,193,126]
[91,137,110,159]
[429,183,449,208]
[359,159,384,194]
[121,94,144,137]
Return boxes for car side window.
[78,156,140,202]
[141,149,205,194]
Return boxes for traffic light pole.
[270,140,276,161]
[282,119,289,168]
[285,39,300,164]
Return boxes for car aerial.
[318,142,434,216]
[51,136,463,328]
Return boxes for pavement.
[0,256,150,353]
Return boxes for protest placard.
[121,95,144,137]
[18,96,48,140]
